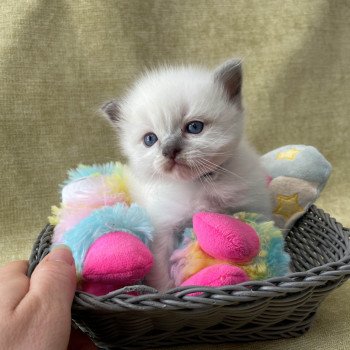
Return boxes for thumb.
[29,246,77,307]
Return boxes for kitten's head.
[102,59,244,181]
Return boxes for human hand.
[0,246,95,350]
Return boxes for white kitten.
[102,59,272,291]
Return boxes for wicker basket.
[28,205,350,350]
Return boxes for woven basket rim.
[72,258,350,313]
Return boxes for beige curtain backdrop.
[1,1,349,349]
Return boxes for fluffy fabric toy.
[49,145,331,295]
[170,212,290,288]
[261,145,332,230]
[49,163,154,295]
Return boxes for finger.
[0,260,28,274]
[0,260,30,310]
[12,247,77,350]
[26,246,77,310]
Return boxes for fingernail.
[48,245,74,265]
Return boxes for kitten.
[102,59,272,291]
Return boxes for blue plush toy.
[261,145,332,229]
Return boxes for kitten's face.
[103,60,244,182]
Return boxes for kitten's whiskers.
[197,158,250,183]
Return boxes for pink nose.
[162,146,181,159]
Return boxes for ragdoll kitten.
[102,59,272,291]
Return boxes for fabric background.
[0,1,349,349]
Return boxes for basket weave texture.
[28,205,350,350]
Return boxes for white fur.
[112,64,272,291]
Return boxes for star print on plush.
[276,148,301,161]
[273,193,304,220]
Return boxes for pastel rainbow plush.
[170,212,291,288]
[49,163,154,295]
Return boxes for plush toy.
[170,212,290,288]
[49,163,154,295]
[261,145,332,230]
[49,145,331,295]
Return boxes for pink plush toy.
[50,163,155,296]
[170,212,290,288]
[81,229,153,295]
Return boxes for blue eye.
[143,132,158,147]
[185,121,204,134]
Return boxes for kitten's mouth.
[163,159,186,172]
[162,157,224,181]
[162,159,195,180]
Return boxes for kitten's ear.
[214,59,242,101]
[101,100,120,124]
